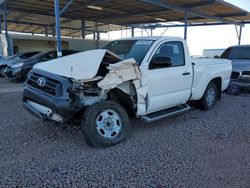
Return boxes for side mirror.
[214,55,219,58]
[149,56,172,69]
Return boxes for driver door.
[145,41,192,113]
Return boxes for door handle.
[182,72,190,76]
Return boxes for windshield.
[102,40,155,65]
[29,52,47,60]
[221,47,250,59]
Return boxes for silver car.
[220,45,250,89]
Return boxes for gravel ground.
[0,82,250,187]
[0,78,23,94]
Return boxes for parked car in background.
[23,37,232,147]
[220,45,250,89]
[0,51,40,77]
[4,49,79,81]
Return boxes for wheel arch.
[106,82,137,115]
[211,77,222,100]
[191,76,222,101]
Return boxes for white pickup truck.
[23,37,232,147]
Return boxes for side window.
[152,41,185,67]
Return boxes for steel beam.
[0,15,2,33]
[238,26,242,45]
[184,11,188,40]
[101,1,216,22]
[173,12,248,23]
[64,0,110,13]
[54,0,62,57]
[131,27,134,37]
[60,0,74,15]
[81,20,85,39]
[95,22,99,49]
[3,2,7,35]
[45,27,48,36]
[139,0,243,26]
[235,25,243,45]
[184,0,216,8]
[141,22,249,29]
[5,19,98,33]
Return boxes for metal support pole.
[54,0,62,57]
[184,11,188,40]
[93,25,96,40]
[0,15,2,34]
[45,27,48,36]
[131,27,134,37]
[238,25,242,45]
[95,22,99,49]
[120,26,123,38]
[81,20,85,39]
[4,2,8,35]
[52,27,55,37]
[108,24,110,40]
[3,2,11,56]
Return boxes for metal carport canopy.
[1,0,250,56]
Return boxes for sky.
[96,0,250,56]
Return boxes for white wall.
[0,33,110,57]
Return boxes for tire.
[0,66,6,77]
[199,82,218,110]
[81,100,130,148]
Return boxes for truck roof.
[229,44,250,48]
[117,36,185,42]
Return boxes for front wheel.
[0,66,6,77]
[199,82,218,110]
[81,101,130,148]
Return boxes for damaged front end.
[68,53,142,112]
[69,76,104,107]
[23,49,142,124]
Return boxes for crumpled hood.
[34,49,120,80]
[231,59,250,71]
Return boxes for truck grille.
[27,73,62,96]
[231,72,240,79]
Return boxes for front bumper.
[232,80,250,89]
[23,100,64,123]
[23,83,83,122]
[4,67,23,80]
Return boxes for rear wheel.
[81,101,130,148]
[200,82,218,110]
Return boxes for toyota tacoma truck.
[23,37,232,147]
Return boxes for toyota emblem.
[37,77,46,87]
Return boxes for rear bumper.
[23,84,83,122]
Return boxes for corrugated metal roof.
[1,0,250,37]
